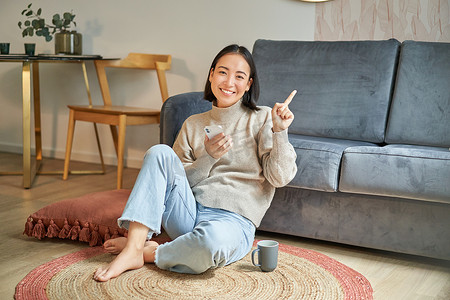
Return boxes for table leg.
[33,62,43,163]
[22,61,35,188]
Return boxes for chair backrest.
[94,53,172,106]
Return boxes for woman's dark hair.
[204,44,260,111]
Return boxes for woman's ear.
[246,78,253,92]
[209,68,214,82]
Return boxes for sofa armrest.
[160,92,212,147]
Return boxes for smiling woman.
[204,44,260,111]
[208,54,253,108]
[92,44,298,282]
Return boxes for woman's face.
[209,53,253,108]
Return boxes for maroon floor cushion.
[23,189,131,246]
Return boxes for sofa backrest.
[160,92,211,146]
[385,41,450,147]
[252,39,400,143]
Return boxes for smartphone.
[204,125,224,139]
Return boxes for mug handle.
[251,248,260,267]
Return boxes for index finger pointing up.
[284,90,297,106]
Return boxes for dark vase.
[55,30,82,55]
[24,43,36,56]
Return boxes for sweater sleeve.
[258,117,297,188]
[172,121,218,188]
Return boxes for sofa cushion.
[339,145,450,203]
[288,134,375,192]
[386,41,450,147]
[252,39,400,143]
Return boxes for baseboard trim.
[0,143,144,169]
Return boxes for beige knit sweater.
[173,100,297,227]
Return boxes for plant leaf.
[22,29,28,37]
[18,21,22,28]
[25,20,30,26]
[21,9,27,15]
[25,11,33,16]
[63,12,72,20]
[37,8,41,16]
[45,35,52,42]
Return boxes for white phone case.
[204,125,223,139]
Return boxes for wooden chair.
[63,53,171,189]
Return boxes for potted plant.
[18,3,82,55]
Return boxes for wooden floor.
[0,152,449,299]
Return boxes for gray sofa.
[160,39,450,260]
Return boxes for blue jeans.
[118,144,256,274]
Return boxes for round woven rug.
[15,241,373,300]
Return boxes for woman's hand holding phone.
[204,126,233,159]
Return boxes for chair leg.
[63,109,76,180]
[110,125,119,156]
[116,115,127,189]
[93,123,106,173]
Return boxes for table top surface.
[0,54,117,62]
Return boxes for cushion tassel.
[111,229,121,239]
[32,219,46,240]
[68,219,81,240]
[23,216,34,236]
[46,219,61,238]
[104,228,111,242]
[79,222,91,243]
[89,225,103,247]
[58,218,71,239]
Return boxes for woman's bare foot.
[104,237,158,260]
[143,241,158,263]
[94,245,145,282]
[104,237,128,254]
[94,240,159,282]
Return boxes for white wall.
[0,0,315,168]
